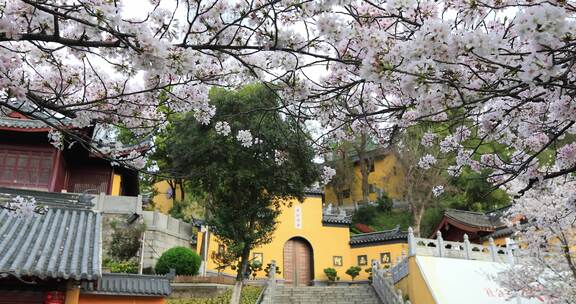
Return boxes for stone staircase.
[263,285,382,304]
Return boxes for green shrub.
[323,267,339,282]
[263,262,281,277]
[364,268,373,282]
[108,220,146,261]
[352,205,378,225]
[420,207,444,237]
[103,259,138,274]
[155,246,201,275]
[376,193,393,213]
[345,266,361,280]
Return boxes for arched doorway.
[283,237,314,286]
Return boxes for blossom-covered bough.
[499,177,576,302]
[0,0,575,300]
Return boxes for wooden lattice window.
[67,167,111,194]
[0,148,54,189]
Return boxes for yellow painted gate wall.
[110,174,122,196]
[199,194,408,282]
[349,243,408,273]
[152,180,184,213]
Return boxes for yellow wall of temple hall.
[196,193,408,283]
[324,152,405,208]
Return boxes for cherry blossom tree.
[2,0,574,191]
[497,177,576,303]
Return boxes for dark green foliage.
[324,268,339,281]
[352,205,378,225]
[103,258,139,274]
[169,199,190,221]
[263,263,281,277]
[349,226,362,234]
[155,246,201,275]
[345,266,361,280]
[445,169,510,212]
[248,261,263,279]
[420,207,445,238]
[108,220,146,261]
[364,268,372,282]
[211,248,238,274]
[143,267,156,275]
[169,192,207,223]
[376,194,394,213]
[164,84,318,280]
[351,204,412,232]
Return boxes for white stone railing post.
[436,231,444,257]
[463,234,471,260]
[489,238,497,262]
[408,227,416,256]
[395,288,404,303]
[372,259,380,281]
[269,260,276,282]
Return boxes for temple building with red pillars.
[431,206,518,245]
[0,103,144,196]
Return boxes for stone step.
[267,285,382,304]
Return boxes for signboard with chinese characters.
[380,252,391,264]
[333,256,343,267]
[252,253,263,264]
[294,206,302,229]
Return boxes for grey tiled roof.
[305,188,324,196]
[0,116,53,129]
[0,187,95,210]
[81,273,172,297]
[481,221,533,241]
[349,227,408,246]
[1,101,73,129]
[0,207,101,280]
[444,207,510,230]
[322,213,352,225]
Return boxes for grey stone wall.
[100,213,134,258]
[92,193,143,259]
[91,193,195,271]
[142,211,195,270]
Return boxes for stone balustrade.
[372,261,410,304]
[407,227,514,264]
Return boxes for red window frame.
[0,147,55,190]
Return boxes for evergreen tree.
[164,84,318,289]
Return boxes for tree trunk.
[230,281,243,304]
[231,244,251,304]
[177,178,185,201]
[336,192,343,206]
[355,133,370,204]
[167,179,176,203]
[412,205,426,237]
[230,246,250,304]
[360,159,369,203]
